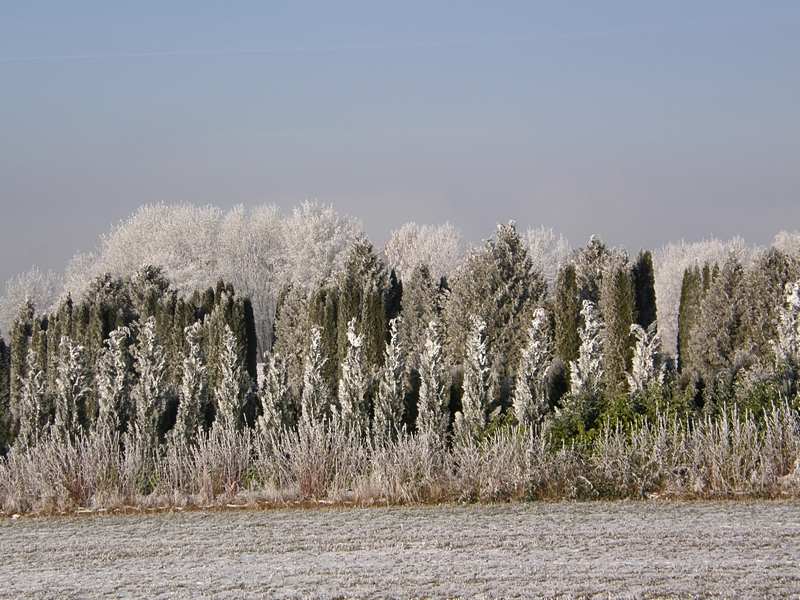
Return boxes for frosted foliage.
[218,204,286,354]
[514,308,553,429]
[257,353,291,436]
[385,221,469,283]
[54,336,91,439]
[525,226,571,292]
[133,317,168,451]
[283,201,363,288]
[653,237,760,357]
[373,317,404,444]
[416,322,448,444]
[173,323,208,447]
[627,323,665,397]
[97,326,131,436]
[301,325,329,428]
[570,301,605,395]
[773,281,800,376]
[0,268,62,337]
[69,203,224,298]
[772,231,800,256]
[337,319,368,436]
[454,315,490,444]
[214,325,245,433]
[15,350,47,449]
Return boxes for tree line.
[1,218,799,458]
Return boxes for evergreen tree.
[213,325,247,432]
[627,323,665,399]
[513,308,553,429]
[570,301,605,395]
[256,352,293,436]
[575,235,611,304]
[599,252,635,394]
[53,336,91,439]
[454,315,490,445]
[554,263,581,366]
[688,257,746,386]
[133,316,169,453]
[773,280,800,396]
[373,316,405,444]
[336,318,369,437]
[10,300,35,418]
[677,265,703,374]
[301,325,330,428]
[632,250,657,330]
[308,285,339,398]
[15,349,47,449]
[272,285,309,394]
[416,322,448,444]
[0,337,11,453]
[444,222,546,399]
[397,263,440,372]
[172,322,208,447]
[96,326,133,437]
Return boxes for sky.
[2,1,799,287]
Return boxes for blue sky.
[1,1,799,286]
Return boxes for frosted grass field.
[2,501,799,598]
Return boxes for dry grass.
[2,403,799,516]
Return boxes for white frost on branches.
[514,308,553,429]
[373,316,405,444]
[773,281,800,383]
[301,325,329,429]
[416,322,448,444]
[570,301,605,395]
[385,221,469,283]
[627,323,665,398]
[337,318,368,437]
[454,315,490,445]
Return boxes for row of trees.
[1,210,800,457]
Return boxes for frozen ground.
[1,501,799,599]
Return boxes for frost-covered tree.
[627,323,665,398]
[301,325,330,428]
[632,250,657,331]
[213,325,246,433]
[0,268,62,338]
[336,318,368,437]
[0,337,11,451]
[373,316,405,444]
[172,322,208,447]
[96,326,133,436]
[53,336,91,439]
[385,221,469,284]
[133,317,169,452]
[599,252,635,395]
[416,322,448,443]
[454,315,491,445]
[444,222,546,395]
[525,226,571,293]
[570,301,605,395]
[575,236,611,305]
[283,201,363,289]
[272,285,309,390]
[397,263,440,372]
[773,280,800,395]
[256,352,293,436]
[514,308,553,429]
[337,241,388,371]
[15,349,47,449]
[554,263,581,366]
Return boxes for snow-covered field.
[2,501,799,598]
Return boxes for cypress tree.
[453,315,491,446]
[133,316,169,453]
[15,349,47,449]
[336,318,368,437]
[308,286,339,398]
[554,264,581,366]
[10,300,35,416]
[632,250,657,331]
[677,265,703,374]
[213,325,247,433]
[599,253,635,395]
[172,322,208,447]
[272,285,309,391]
[300,325,330,428]
[96,326,133,436]
[513,308,553,429]
[416,322,448,444]
[53,336,91,439]
[398,263,440,372]
[373,316,405,444]
[0,337,10,453]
